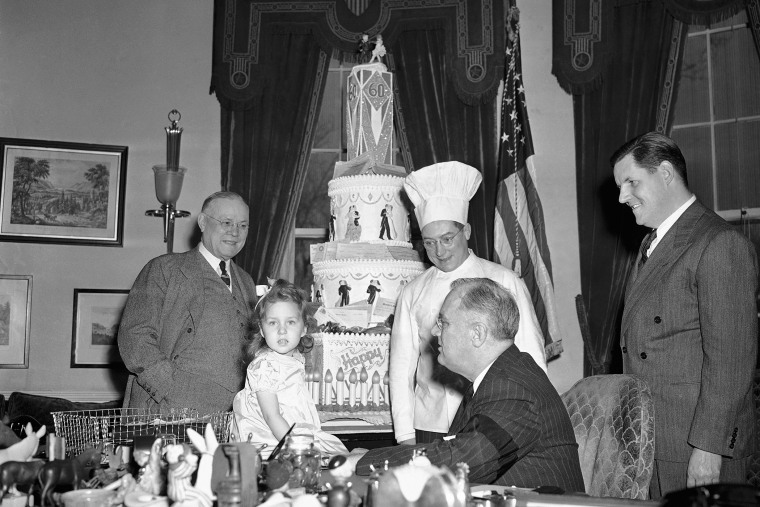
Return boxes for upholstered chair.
[561,374,655,499]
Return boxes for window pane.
[671,126,713,208]
[672,35,709,124]
[737,120,760,209]
[313,70,342,149]
[712,9,747,29]
[714,122,741,209]
[297,152,337,228]
[734,28,760,117]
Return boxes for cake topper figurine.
[357,33,385,64]
[369,35,386,63]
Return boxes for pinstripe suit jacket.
[622,200,758,462]
[118,247,257,413]
[357,346,584,492]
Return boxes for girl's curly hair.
[244,279,314,363]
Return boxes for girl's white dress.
[232,348,347,458]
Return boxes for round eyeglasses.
[422,227,464,250]
[204,214,249,232]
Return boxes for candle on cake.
[336,367,345,406]
[348,369,357,407]
[372,370,381,407]
[359,367,369,406]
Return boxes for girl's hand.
[257,390,291,439]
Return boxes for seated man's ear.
[470,322,488,348]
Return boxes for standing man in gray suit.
[612,132,758,498]
[119,191,258,414]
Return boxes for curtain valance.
[552,0,752,95]
[662,0,748,24]
[211,0,507,109]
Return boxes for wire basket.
[52,408,232,456]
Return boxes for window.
[291,55,402,296]
[670,10,760,221]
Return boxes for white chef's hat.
[404,161,482,229]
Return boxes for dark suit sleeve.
[689,229,759,455]
[356,394,540,484]
[118,258,176,403]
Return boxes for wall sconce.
[145,109,190,253]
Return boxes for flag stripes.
[494,6,563,359]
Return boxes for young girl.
[232,280,347,458]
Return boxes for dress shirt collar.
[472,356,498,394]
[649,194,696,255]
[432,250,477,280]
[199,243,233,290]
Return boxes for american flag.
[494,6,563,360]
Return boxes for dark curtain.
[556,0,756,376]
[217,33,329,284]
[389,28,499,259]
[566,1,684,375]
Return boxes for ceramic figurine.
[135,437,166,496]
[0,423,45,465]
[165,444,212,507]
[0,459,44,499]
[185,424,218,501]
[38,445,102,507]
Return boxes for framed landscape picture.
[0,275,32,368]
[0,138,127,246]
[71,288,129,367]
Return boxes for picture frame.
[0,137,128,246]
[0,275,32,368]
[71,288,129,368]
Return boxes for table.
[322,419,394,451]
[470,486,661,506]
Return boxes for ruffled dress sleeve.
[248,352,282,393]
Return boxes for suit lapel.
[449,383,474,434]
[623,201,705,325]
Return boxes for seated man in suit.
[350,278,584,492]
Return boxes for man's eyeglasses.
[205,214,249,232]
[422,227,464,250]
[435,317,449,331]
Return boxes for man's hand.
[687,448,722,487]
[398,438,416,445]
[345,447,369,473]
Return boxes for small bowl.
[60,489,117,507]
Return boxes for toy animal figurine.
[135,437,166,496]
[0,459,45,499]
[165,444,211,507]
[38,444,102,507]
[0,423,46,465]
[185,424,218,501]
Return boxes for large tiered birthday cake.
[306,49,426,424]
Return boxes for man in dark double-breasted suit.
[119,192,258,414]
[612,132,758,498]
[349,278,584,492]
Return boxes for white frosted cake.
[306,53,426,423]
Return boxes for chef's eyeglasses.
[422,227,464,250]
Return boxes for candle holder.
[146,110,190,253]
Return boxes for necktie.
[219,260,231,287]
[637,230,657,270]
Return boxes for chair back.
[561,374,654,499]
